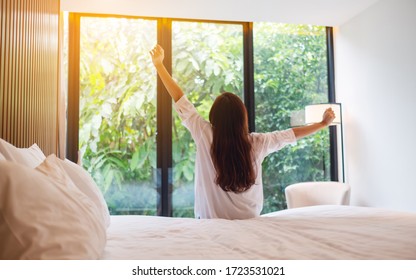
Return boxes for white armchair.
[285,181,351,209]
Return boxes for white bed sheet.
[101,205,416,260]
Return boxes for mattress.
[101,205,416,260]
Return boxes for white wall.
[61,0,379,26]
[335,0,416,212]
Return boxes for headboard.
[0,0,61,156]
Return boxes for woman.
[150,45,335,219]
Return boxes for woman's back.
[174,96,297,219]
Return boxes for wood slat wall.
[0,0,60,155]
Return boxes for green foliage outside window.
[254,23,330,212]
[79,18,158,215]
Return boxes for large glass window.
[78,17,157,215]
[68,15,335,217]
[171,21,244,217]
[253,23,330,213]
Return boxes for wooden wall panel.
[0,0,60,155]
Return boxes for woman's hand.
[149,44,164,67]
[321,107,336,126]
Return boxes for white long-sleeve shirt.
[173,96,297,219]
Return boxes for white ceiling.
[61,0,380,26]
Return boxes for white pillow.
[0,138,45,168]
[0,158,106,259]
[59,158,111,228]
[0,152,5,161]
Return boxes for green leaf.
[130,151,140,170]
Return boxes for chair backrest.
[285,181,351,209]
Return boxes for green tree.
[254,23,330,212]
[79,17,158,214]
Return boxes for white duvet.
[101,205,416,260]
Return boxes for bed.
[102,205,416,260]
[1,138,416,260]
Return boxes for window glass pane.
[171,21,244,217]
[253,23,330,213]
[79,17,157,215]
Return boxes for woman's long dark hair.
[209,92,255,193]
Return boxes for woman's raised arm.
[149,44,184,102]
[292,107,335,140]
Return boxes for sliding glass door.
[253,23,330,212]
[78,16,158,215]
[171,21,244,217]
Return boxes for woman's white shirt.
[173,96,297,219]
